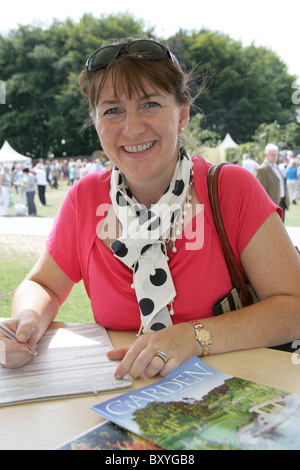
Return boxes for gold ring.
[155,350,168,363]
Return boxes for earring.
[181,127,185,132]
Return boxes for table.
[1,321,300,450]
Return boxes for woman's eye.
[144,101,160,109]
[104,108,121,115]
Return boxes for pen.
[0,323,38,356]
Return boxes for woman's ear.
[178,103,190,134]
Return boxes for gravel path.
[0,234,46,255]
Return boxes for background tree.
[0,14,298,160]
[0,14,147,159]
[168,30,297,143]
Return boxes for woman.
[0,165,11,216]
[286,158,299,204]
[1,39,300,378]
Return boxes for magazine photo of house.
[92,357,300,450]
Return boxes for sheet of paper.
[0,323,131,406]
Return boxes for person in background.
[242,153,259,175]
[68,163,77,185]
[286,158,300,204]
[0,165,11,216]
[256,143,289,222]
[1,39,300,378]
[34,163,47,206]
[23,168,37,216]
[13,165,26,205]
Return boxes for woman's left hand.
[107,322,201,379]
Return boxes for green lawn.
[1,178,94,322]
[7,179,71,218]
[0,254,94,323]
[1,174,299,323]
[285,198,300,227]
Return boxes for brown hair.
[79,43,194,118]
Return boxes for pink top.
[46,156,281,330]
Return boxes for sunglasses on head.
[85,39,176,72]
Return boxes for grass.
[0,253,94,323]
[7,180,72,218]
[1,173,299,323]
[1,178,94,323]
[285,198,300,227]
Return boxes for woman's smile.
[122,140,156,154]
[121,140,157,157]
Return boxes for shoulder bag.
[207,162,258,315]
[207,162,298,353]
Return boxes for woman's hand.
[0,314,39,369]
[107,322,201,380]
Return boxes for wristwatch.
[189,320,212,357]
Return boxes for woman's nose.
[123,111,145,137]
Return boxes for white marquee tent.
[219,133,238,149]
[0,141,31,164]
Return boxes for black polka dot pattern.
[173,179,184,196]
[139,210,154,225]
[150,268,167,286]
[111,240,128,257]
[116,190,129,207]
[147,216,161,231]
[150,322,166,331]
[109,149,194,333]
[139,298,154,316]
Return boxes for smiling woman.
[91,81,189,201]
[78,40,192,201]
[2,38,300,379]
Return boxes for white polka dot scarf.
[110,148,194,334]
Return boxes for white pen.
[0,323,38,356]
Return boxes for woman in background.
[0,165,11,216]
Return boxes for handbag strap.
[207,162,253,307]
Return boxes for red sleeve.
[46,185,82,283]
[218,164,282,259]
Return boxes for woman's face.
[93,76,189,189]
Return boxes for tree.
[168,30,297,143]
[0,13,147,159]
[0,15,298,159]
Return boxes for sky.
[0,0,299,82]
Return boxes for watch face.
[197,329,211,342]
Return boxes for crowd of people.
[1,146,299,219]
[0,154,110,216]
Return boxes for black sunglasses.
[85,39,176,72]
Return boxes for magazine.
[57,421,161,451]
[92,356,300,450]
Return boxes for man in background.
[256,144,289,222]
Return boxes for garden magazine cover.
[92,356,300,450]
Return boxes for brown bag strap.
[207,162,253,307]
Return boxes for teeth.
[124,141,155,153]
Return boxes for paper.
[0,323,131,406]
